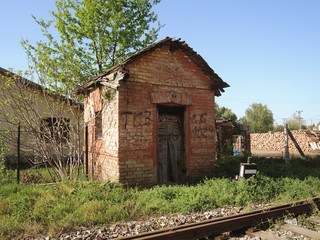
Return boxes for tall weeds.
[1,156,320,239]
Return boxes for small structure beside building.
[77,37,229,185]
[234,126,251,155]
[215,118,233,157]
[0,67,83,166]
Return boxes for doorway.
[157,106,185,184]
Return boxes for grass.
[5,165,86,184]
[1,155,320,239]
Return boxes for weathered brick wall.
[85,87,119,182]
[116,45,216,184]
[118,81,154,185]
[188,91,215,177]
[85,44,219,185]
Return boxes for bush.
[21,171,45,184]
[0,138,13,185]
[214,154,246,178]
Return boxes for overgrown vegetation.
[241,103,274,133]
[0,137,13,185]
[1,155,320,239]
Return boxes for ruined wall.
[117,45,217,185]
[85,87,119,182]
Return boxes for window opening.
[95,110,102,140]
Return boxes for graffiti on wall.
[121,111,152,129]
[120,111,152,144]
[190,113,214,139]
[190,113,207,124]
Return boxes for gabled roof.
[76,37,229,96]
[0,67,83,109]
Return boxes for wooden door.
[157,107,185,184]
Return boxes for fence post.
[17,122,21,184]
[240,125,251,154]
[284,123,290,164]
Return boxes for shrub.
[21,171,45,184]
[0,138,13,185]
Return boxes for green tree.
[21,0,162,93]
[13,0,161,180]
[273,124,284,132]
[286,113,306,130]
[216,106,240,134]
[241,103,274,133]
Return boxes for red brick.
[84,42,223,185]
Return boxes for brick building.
[77,37,229,185]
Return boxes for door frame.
[156,104,186,183]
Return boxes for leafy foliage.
[21,0,162,93]
[12,0,162,181]
[286,113,307,130]
[0,137,13,186]
[241,103,274,133]
[273,124,284,132]
[216,106,240,134]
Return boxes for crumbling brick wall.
[85,44,218,185]
[85,87,119,182]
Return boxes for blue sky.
[1,0,320,125]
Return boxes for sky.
[1,0,320,126]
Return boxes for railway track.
[116,197,320,240]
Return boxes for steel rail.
[116,197,320,240]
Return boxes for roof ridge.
[76,37,229,96]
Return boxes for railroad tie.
[246,228,286,240]
[309,216,320,225]
[281,223,320,239]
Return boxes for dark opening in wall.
[95,110,102,140]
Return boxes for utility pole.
[297,110,303,130]
[282,118,286,126]
[284,123,289,164]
